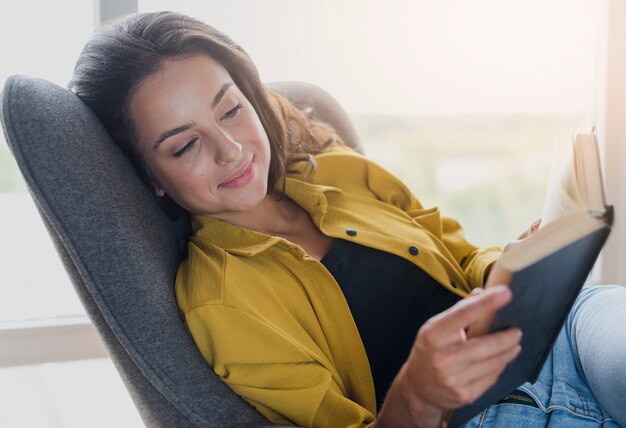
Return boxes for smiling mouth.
[219,158,255,188]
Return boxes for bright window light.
[140,0,599,247]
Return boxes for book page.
[540,135,585,227]
[500,210,603,270]
[573,132,606,214]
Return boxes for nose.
[213,131,242,166]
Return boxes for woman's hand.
[376,285,522,428]
[502,217,542,254]
[466,218,541,338]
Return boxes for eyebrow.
[152,82,234,150]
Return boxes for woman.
[69,11,626,427]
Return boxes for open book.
[449,129,613,427]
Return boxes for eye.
[173,137,198,158]
[222,103,242,120]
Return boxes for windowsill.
[0,316,107,367]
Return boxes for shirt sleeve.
[439,215,501,289]
[184,304,376,427]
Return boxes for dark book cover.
[449,208,612,427]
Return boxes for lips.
[219,158,255,189]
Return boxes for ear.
[152,180,166,197]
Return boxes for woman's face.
[129,54,272,218]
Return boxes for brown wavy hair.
[68,11,342,217]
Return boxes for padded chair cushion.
[1,75,270,426]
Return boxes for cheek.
[149,159,203,196]
[180,166,215,193]
[252,123,272,157]
[244,108,270,148]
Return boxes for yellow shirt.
[175,147,501,427]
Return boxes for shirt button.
[450,279,457,288]
[346,228,357,236]
[408,245,419,256]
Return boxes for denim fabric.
[464,285,625,427]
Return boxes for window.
[0,1,93,322]
[2,1,618,426]
[140,0,600,247]
[1,2,142,426]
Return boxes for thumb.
[469,287,484,296]
[465,285,505,338]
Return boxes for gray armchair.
[0,75,361,427]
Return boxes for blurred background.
[1,0,623,426]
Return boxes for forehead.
[131,54,234,111]
[129,54,235,143]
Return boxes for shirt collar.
[191,177,341,256]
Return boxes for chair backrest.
[0,75,361,427]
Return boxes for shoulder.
[288,146,421,210]
[289,146,404,189]
[175,238,226,313]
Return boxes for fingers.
[516,217,542,240]
[405,285,519,410]
[464,287,490,338]
[453,371,501,406]
[421,285,512,348]
[454,342,522,404]
[414,329,521,408]
[443,327,522,374]
[461,343,521,386]
[502,239,521,254]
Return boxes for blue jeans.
[464,285,626,427]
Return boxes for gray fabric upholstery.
[0,75,360,427]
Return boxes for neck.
[213,194,304,236]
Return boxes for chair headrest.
[2,75,265,424]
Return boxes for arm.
[184,304,376,427]
[297,147,501,290]
[439,215,501,289]
[376,286,522,427]
[185,293,519,428]
[363,158,501,290]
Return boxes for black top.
[320,238,461,410]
